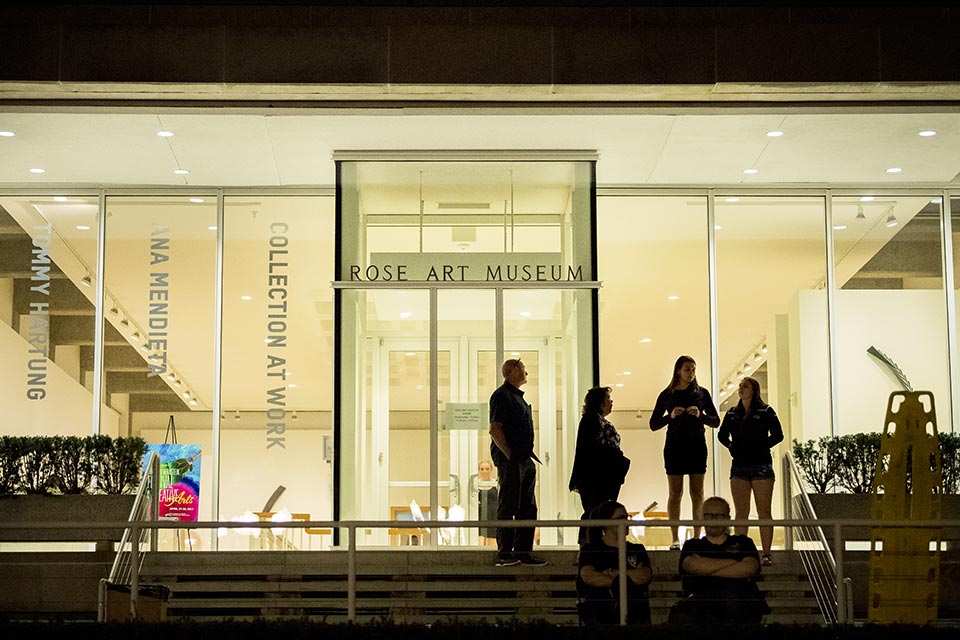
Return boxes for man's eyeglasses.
[702,512,729,520]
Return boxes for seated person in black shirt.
[669,496,768,625]
[576,500,652,625]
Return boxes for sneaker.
[517,553,548,566]
[495,554,520,567]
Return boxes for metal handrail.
[8,515,959,624]
[783,451,840,623]
[98,451,160,621]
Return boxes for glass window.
[597,195,712,537]
[0,195,99,436]
[831,195,950,436]
[219,196,335,551]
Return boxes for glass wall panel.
[597,196,711,546]
[0,195,99,437]
[714,196,829,529]
[438,289,495,547]
[953,195,960,434]
[219,196,334,551]
[831,195,950,437]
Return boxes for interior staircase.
[140,549,824,624]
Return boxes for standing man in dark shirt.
[489,358,547,567]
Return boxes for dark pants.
[496,457,538,554]
[668,587,768,625]
[577,484,621,544]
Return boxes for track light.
[130,332,141,342]
[234,410,241,420]
[80,275,92,287]
[189,399,198,407]
[119,317,129,328]
[855,205,866,221]
[885,212,898,228]
[139,343,150,352]
[754,353,762,362]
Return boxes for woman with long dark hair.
[649,355,720,549]
[718,376,784,566]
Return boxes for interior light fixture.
[234,410,241,420]
[885,167,902,174]
[855,205,866,220]
[754,353,763,362]
[519,311,532,317]
[140,343,150,353]
[639,338,652,343]
[288,383,297,388]
[130,332,141,342]
[80,275,92,287]
[724,197,740,203]
[208,225,217,231]
[833,225,847,231]
[54,196,68,202]
[743,364,752,372]
[76,225,91,231]
[931,197,943,204]
[174,169,190,175]
[615,383,624,388]
[241,295,252,301]
[0,130,14,137]
[166,372,176,381]
[667,295,680,301]
[291,411,299,420]
[760,344,768,354]
[172,378,182,388]
[405,352,416,357]
[156,130,174,137]
[885,212,899,228]
[399,311,412,318]
[714,225,723,230]
[623,371,632,376]
[742,168,759,175]
[189,198,204,203]
[510,351,521,356]
[737,373,746,380]
[119,317,129,328]
[109,305,119,316]
[919,130,937,137]
[29,168,45,174]
[860,196,875,202]
[766,131,784,137]
[726,382,736,389]
[182,391,191,399]
[189,399,198,407]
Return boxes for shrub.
[0,434,146,496]
[795,432,959,494]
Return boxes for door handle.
[449,473,461,505]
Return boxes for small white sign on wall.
[444,403,487,431]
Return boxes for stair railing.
[782,451,840,623]
[97,451,160,621]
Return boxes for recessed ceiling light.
[241,295,252,300]
[832,225,847,230]
[189,198,204,203]
[918,130,937,137]
[519,311,532,317]
[615,383,624,388]
[860,196,875,202]
[0,131,14,137]
[157,130,175,137]
[766,131,784,137]
[208,225,217,231]
[405,352,416,356]
[399,311,412,318]
[742,168,759,175]
[76,225,91,231]
[724,197,740,203]
[885,167,902,173]
[623,371,632,376]
[667,295,680,301]
[510,352,521,356]
[174,169,190,175]
[288,383,297,388]
[53,196,68,202]
[29,168,45,174]
[714,225,722,230]
[639,338,652,343]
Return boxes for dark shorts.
[730,463,775,481]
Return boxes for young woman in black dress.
[649,355,720,549]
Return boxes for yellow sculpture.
[868,391,941,624]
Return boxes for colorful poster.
[143,444,202,522]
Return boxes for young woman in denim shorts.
[718,377,784,566]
